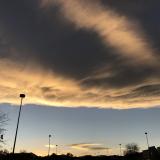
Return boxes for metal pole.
[56,145,58,155]
[119,144,122,156]
[145,132,149,149]
[145,132,150,160]
[106,147,109,156]
[12,94,25,154]
[48,135,51,156]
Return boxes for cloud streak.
[69,143,107,151]
[52,0,157,65]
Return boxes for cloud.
[52,0,157,65]
[45,144,56,148]
[0,0,160,109]
[69,143,107,151]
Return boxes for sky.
[0,0,160,156]
[1,104,160,156]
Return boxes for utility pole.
[119,144,122,156]
[48,134,52,156]
[56,145,58,155]
[145,132,149,149]
[145,132,151,160]
[12,94,25,155]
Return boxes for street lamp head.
[145,132,148,135]
[0,135,3,140]
[20,94,25,98]
[49,134,51,138]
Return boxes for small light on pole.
[12,94,25,155]
[0,135,3,140]
[48,134,52,156]
[0,134,3,143]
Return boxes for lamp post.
[119,144,122,156]
[145,132,149,149]
[145,132,150,160]
[106,147,109,156]
[12,94,25,154]
[56,145,58,155]
[48,134,52,156]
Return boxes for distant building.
[142,146,159,160]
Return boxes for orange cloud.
[0,59,160,109]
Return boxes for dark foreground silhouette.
[0,153,138,160]
[0,146,160,160]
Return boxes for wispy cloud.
[45,144,56,148]
[69,143,107,151]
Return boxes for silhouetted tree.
[20,149,28,153]
[157,146,160,153]
[124,143,140,155]
[66,153,74,157]
[0,112,7,147]
[0,149,9,156]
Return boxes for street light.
[12,94,25,154]
[48,134,52,156]
[119,144,122,156]
[145,132,151,160]
[145,132,150,149]
[56,145,58,155]
[106,147,110,156]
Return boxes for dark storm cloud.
[0,0,116,79]
[0,0,159,82]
